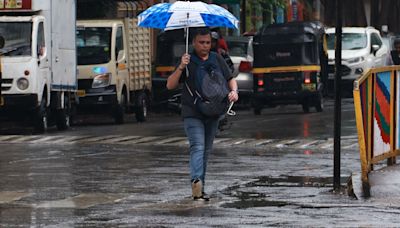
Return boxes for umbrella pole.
[185,26,189,54]
[185,13,189,76]
[185,12,189,54]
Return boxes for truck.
[75,1,152,123]
[0,0,77,132]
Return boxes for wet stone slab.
[0,192,31,204]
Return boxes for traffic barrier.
[353,66,400,196]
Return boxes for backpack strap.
[184,52,218,102]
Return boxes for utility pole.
[333,0,343,191]
[240,0,246,34]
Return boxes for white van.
[326,27,388,92]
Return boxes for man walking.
[166,28,238,201]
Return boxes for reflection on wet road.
[1,141,400,226]
[2,98,399,226]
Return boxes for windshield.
[226,40,248,57]
[0,22,32,57]
[327,33,367,50]
[76,27,112,65]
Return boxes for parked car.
[382,34,400,64]
[325,27,388,94]
[225,36,254,106]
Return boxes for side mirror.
[372,44,380,55]
[0,36,4,49]
[37,46,45,57]
[116,50,124,62]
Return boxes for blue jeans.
[184,117,219,191]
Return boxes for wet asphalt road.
[2,99,400,226]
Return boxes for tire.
[135,92,148,122]
[56,95,71,131]
[113,92,127,124]
[253,108,262,115]
[34,98,48,133]
[302,102,310,113]
[315,93,324,112]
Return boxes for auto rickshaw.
[152,29,197,112]
[251,21,328,114]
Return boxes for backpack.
[185,52,230,117]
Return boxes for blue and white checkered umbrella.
[138,1,239,31]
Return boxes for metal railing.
[353,66,400,196]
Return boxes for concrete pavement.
[2,140,400,227]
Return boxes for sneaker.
[191,179,202,199]
[193,195,210,201]
[201,192,210,201]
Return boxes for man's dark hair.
[193,27,211,38]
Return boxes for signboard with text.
[0,0,31,10]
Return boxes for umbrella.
[138,1,239,53]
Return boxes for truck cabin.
[76,26,113,66]
[0,0,48,59]
[0,17,45,59]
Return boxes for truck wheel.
[114,92,127,124]
[136,93,148,122]
[34,98,48,133]
[315,93,324,112]
[56,96,71,131]
[302,102,310,113]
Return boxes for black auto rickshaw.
[251,21,328,114]
[152,29,201,112]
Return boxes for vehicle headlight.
[346,56,365,64]
[17,78,29,90]
[92,73,111,88]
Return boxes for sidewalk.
[351,163,400,203]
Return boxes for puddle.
[221,176,349,209]
[222,199,289,209]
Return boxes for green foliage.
[255,0,286,8]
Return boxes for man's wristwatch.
[231,90,239,94]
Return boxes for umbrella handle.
[227,102,236,116]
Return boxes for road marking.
[253,139,276,146]
[0,135,22,142]
[119,136,161,144]
[30,136,64,143]
[76,135,121,143]
[274,140,300,148]
[154,137,186,145]
[100,135,141,143]
[0,191,31,204]
[51,136,82,144]
[0,134,360,151]
[7,135,41,143]
[299,140,324,148]
[343,143,360,149]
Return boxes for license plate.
[77,90,86,97]
[302,84,316,91]
[0,96,4,106]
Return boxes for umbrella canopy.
[138,1,239,31]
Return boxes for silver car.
[225,36,253,105]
